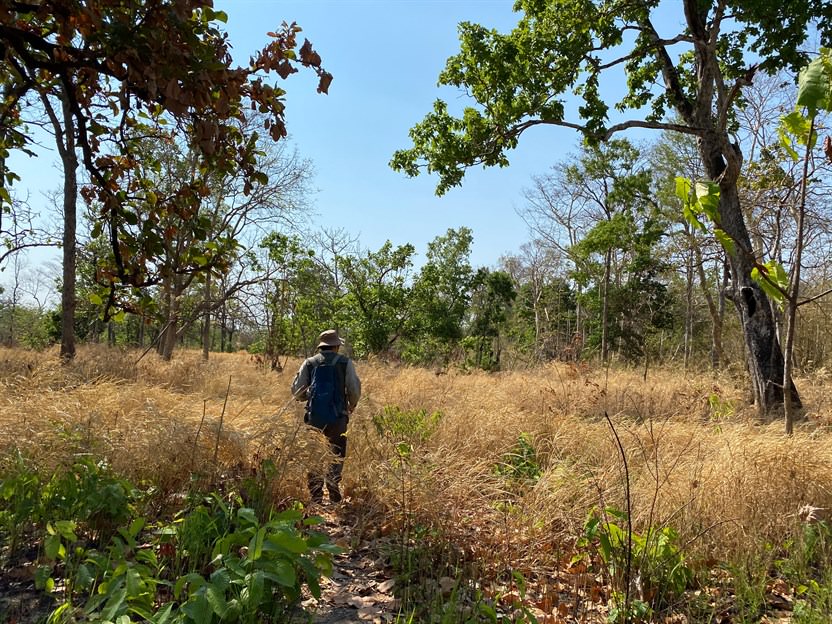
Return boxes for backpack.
[305,354,347,428]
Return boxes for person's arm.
[291,359,312,400]
[344,359,361,412]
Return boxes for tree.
[391,0,832,414]
[0,1,331,357]
[501,241,576,362]
[337,241,415,356]
[520,139,668,363]
[105,120,314,361]
[776,49,832,432]
[464,269,516,371]
[650,129,729,370]
[405,227,476,365]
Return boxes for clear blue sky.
[216,0,579,269]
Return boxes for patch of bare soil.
[0,551,55,624]
[300,503,400,624]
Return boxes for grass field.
[2,345,832,622]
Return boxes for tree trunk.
[45,90,78,361]
[601,248,611,363]
[712,176,799,416]
[158,282,180,361]
[202,276,211,361]
[683,246,693,370]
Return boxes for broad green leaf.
[248,527,266,561]
[55,520,77,542]
[237,507,258,526]
[153,603,174,624]
[778,127,800,161]
[781,110,812,139]
[182,593,212,622]
[682,204,706,232]
[206,583,230,618]
[126,568,142,598]
[674,176,691,203]
[174,572,206,600]
[265,530,308,554]
[102,586,128,621]
[797,57,830,113]
[245,571,265,608]
[75,563,94,590]
[89,292,104,306]
[713,229,735,255]
[261,560,296,587]
[694,181,720,223]
[44,533,62,560]
[751,265,786,303]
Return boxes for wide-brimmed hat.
[317,329,344,349]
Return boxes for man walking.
[291,329,361,504]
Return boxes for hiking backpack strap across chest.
[305,353,348,427]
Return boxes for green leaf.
[249,527,266,562]
[237,507,258,527]
[682,204,706,232]
[265,530,308,554]
[206,583,230,618]
[693,181,720,223]
[246,571,265,608]
[182,593,212,622]
[102,586,128,621]
[153,603,174,624]
[174,573,206,600]
[797,57,830,113]
[674,176,691,203]
[751,262,788,303]
[778,127,800,161]
[261,560,296,587]
[44,533,62,560]
[126,568,142,598]
[713,229,735,255]
[89,292,104,306]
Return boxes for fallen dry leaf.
[377,578,395,593]
[349,595,371,608]
[357,605,383,620]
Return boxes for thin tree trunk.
[601,248,611,363]
[684,246,693,370]
[784,117,813,434]
[41,89,79,360]
[202,276,211,361]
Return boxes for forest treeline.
[3,105,832,376]
[1,2,831,389]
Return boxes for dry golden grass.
[2,345,831,575]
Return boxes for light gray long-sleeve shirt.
[291,351,361,413]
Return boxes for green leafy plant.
[41,457,138,543]
[0,450,42,558]
[578,507,692,621]
[172,506,340,622]
[373,405,443,450]
[494,432,543,486]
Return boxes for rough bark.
[708,165,800,415]
[57,93,78,361]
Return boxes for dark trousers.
[308,416,348,502]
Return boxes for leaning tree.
[392,0,832,415]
